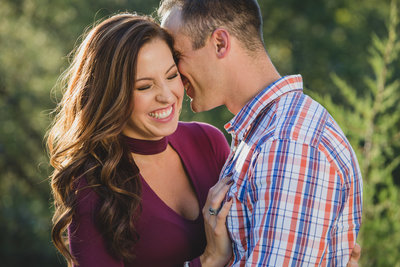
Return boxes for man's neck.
[224,51,281,115]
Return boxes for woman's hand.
[200,176,234,267]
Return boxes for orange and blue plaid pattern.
[222,75,363,266]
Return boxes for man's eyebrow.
[174,50,182,58]
[135,63,176,82]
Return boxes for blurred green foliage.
[311,1,400,265]
[0,0,398,266]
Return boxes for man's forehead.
[160,6,182,32]
[161,7,189,51]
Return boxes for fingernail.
[227,196,232,202]
[226,179,234,185]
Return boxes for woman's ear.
[211,28,230,59]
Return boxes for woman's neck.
[123,135,168,155]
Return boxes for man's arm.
[347,243,362,267]
[242,139,361,266]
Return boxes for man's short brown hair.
[158,0,264,52]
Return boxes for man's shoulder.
[251,92,357,158]
[250,92,331,147]
[252,92,360,177]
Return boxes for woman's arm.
[69,180,124,267]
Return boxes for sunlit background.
[0,0,399,266]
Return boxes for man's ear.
[211,28,230,59]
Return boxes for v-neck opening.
[139,141,202,223]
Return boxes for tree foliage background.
[0,0,399,266]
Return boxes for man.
[158,0,363,266]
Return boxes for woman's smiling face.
[123,38,184,140]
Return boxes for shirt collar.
[224,74,303,140]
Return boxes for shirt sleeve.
[69,180,124,267]
[241,138,361,266]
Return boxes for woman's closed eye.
[167,72,179,80]
[137,84,151,91]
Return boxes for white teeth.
[149,106,173,119]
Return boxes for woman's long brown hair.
[47,14,175,266]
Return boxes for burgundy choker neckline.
[123,135,168,155]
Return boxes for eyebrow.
[135,63,176,82]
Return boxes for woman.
[47,13,232,267]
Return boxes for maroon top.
[69,122,230,267]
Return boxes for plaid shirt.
[222,75,362,266]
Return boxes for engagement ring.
[208,207,219,216]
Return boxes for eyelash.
[168,73,179,80]
[136,73,179,91]
[137,86,151,91]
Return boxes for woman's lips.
[148,105,174,121]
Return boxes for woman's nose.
[155,84,174,103]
